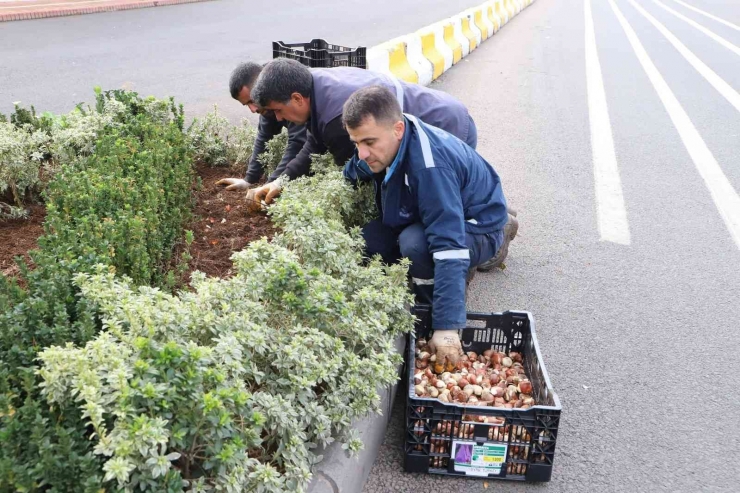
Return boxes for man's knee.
[362,219,400,264]
[398,223,427,261]
[399,223,434,279]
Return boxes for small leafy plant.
[186,106,256,168]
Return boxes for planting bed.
[1,93,409,493]
[0,204,44,280]
[179,163,276,280]
[0,164,276,284]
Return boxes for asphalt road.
[0,0,482,120]
[364,0,740,492]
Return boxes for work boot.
[477,213,519,272]
[465,267,476,296]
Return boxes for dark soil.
[0,204,45,280]
[182,163,276,280]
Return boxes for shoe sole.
[477,215,519,272]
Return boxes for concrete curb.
[368,0,536,84]
[308,334,406,493]
[0,0,215,22]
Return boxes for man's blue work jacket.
[345,115,508,329]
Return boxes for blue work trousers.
[362,220,502,303]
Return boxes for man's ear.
[291,92,305,106]
[393,120,405,141]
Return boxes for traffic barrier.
[366,0,536,85]
[474,7,494,39]
[387,40,420,83]
[452,16,472,58]
[494,0,510,24]
[484,2,502,33]
[443,21,464,65]
[461,15,479,51]
[419,30,446,80]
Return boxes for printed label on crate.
[451,440,508,477]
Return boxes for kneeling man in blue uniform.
[342,86,517,363]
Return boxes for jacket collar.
[383,116,411,185]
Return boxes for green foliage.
[271,153,377,234]
[0,120,50,216]
[258,128,289,179]
[94,88,185,132]
[1,91,186,219]
[33,152,412,492]
[1,88,407,493]
[0,90,195,493]
[42,114,194,287]
[186,106,256,168]
[7,103,55,134]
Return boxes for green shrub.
[258,128,289,179]
[42,116,194,287]
[186,106,255,168]
[6,104,55,134]
[0,90,195,493]
[0,120,50,217]
[34,155,412,492]
[1,89,404,493]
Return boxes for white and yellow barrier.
[367,0,536,84]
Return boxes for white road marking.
[626,0,740,113]
[670,0,740,32]
[585,0,631,245]
[608,0,740,250]
[654,0,740,58]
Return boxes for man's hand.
[245,179,284,213]
[251,180,284,204]
[215,178,254,191]
[428,330,463,372]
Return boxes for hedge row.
[0,90,196,492]
[0,92,405,493]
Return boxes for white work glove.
[428,330,463,371]
[245,175,288,212]
[215,178,255,191]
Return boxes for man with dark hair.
[341,85,516,366]
[248,58,478,204]
[215,62,307,194]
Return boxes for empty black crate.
[405,305,561,482]
[272,38,366,68]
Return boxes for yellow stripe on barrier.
[443,23,463,64]
[474,10,489,40]
[496,0,508,24]
[420,32,445,80]
[461,17,477,51]
[505,0,516,18]
[487,4,501,32]
[388,42,419,83]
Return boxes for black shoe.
[477,214,519,272]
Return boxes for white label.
[451,440,508,477]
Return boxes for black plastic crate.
[272,38,366,68]
[405,305,561,482]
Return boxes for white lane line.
[626,0,740,114]
[607,0,740,250]
[585,0,631,245]
[671,0,740,32]
[654,0,740,57]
